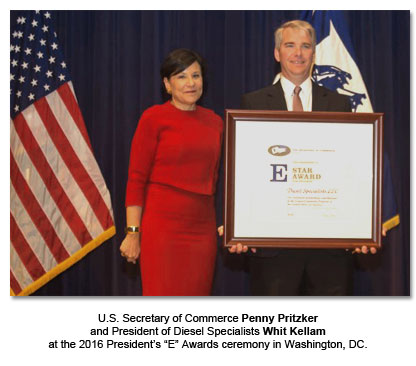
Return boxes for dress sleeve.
[125,112,159,207]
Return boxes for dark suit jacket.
[241,80,351,257]
[241,80,351,112]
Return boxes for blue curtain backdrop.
[14,10,409,296]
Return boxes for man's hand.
[217,226,256,254]
[352,227,387,254]
[353,246,377,255]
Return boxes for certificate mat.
[224,110,383,249]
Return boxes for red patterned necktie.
[293,86,303,111]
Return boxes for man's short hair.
[274,20,316,50]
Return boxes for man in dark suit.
[241,73,351,112]
[231,20,369,296]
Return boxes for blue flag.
[301,11,372,112]
[301,10,399,231]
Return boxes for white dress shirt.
[280,76,312,112]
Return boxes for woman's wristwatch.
[125,226,140,234]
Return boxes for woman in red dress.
[120,49,223,296]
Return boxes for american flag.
[10,11,115,296]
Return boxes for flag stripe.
[34,96,113,231]
[12,112,94,245]
[11,122,83,255]
[10,270,22,296]
[20,103,105,240]
[10,213,46,281]
[10,183,58,273]
[13,226,116,296]
[48,84,113,214]
[11,154,70,263]
[57,82,94,152]
[10,235,38,293]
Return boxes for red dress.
[126,102,223,296]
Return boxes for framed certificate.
[223,110,383,249]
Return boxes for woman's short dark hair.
[160,48,205,80]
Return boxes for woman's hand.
[122,206,143,264]
[120,234,141,264]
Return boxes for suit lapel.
[266,81,288,110]
[264,81,330,111]
[312,81,329,111]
